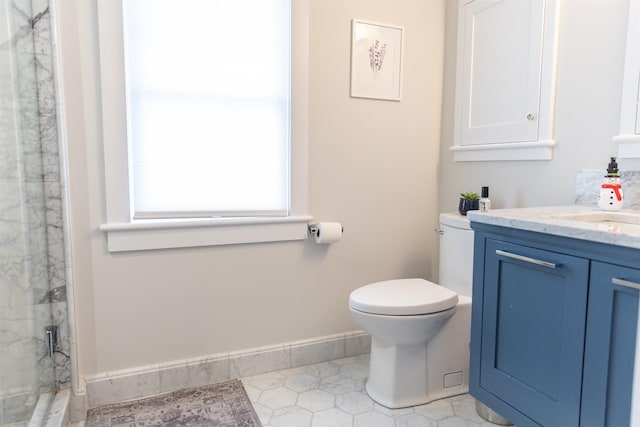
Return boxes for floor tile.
[310,408,352,427]
[242,355,514,427]
[284,373,320,392]
[297,389,335,412]
[335,390,374,415]
[259,387,299,410]
[268,405,312,427]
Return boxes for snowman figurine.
[597,157,624,211]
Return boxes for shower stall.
[0,0,70,425]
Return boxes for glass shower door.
[0,0,57,424]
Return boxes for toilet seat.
[349,278,458,316]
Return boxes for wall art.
[350,20,404,101]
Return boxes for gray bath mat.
[86,379,261,426]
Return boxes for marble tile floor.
[69,354,509,427]
[241,354,508,427]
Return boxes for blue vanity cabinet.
[473,238,589,427]
[581,262,639,427]
[470,224,640,427]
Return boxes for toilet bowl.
[348,213,473,409]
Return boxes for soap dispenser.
[597,157,624,211]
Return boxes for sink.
[551,211,640,225]
[549,211,640,233]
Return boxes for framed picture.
[350,19,404,101]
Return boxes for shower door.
[0,0,58,424]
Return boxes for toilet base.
[364,296,472,408]
[366,339,434,408]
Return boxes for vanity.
[468,206,640,427]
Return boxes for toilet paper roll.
[314,222,343,244]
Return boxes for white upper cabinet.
[615,0,640,159]
[452,0,559,162]
[458,0,542,144]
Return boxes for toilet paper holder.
[308,223,344,237]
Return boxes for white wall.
[439,0,630,211]
[56,0,445,379]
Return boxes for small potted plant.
[459,192,480,216]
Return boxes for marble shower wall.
[0,0,68,424]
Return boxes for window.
[97,0,311,251]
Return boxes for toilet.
[349,213,473,408]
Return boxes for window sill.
[451,140,555,162]
[99,215,314,252]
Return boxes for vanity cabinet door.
[581,262,639,427]
[477,239,589,426]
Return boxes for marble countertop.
[467,205,640,250]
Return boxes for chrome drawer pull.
[495,249,557,269]
[612,277,640,291]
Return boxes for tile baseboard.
[78,330,370,416]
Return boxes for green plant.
[460,191,480,200]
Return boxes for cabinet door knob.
[526,113,536,121]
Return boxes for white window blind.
[122,0,291,219]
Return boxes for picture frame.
[350,19,404,101]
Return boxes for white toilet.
[349,213,473,408]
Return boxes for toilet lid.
[349,278,458,316]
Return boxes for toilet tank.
[438,213,474,297]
